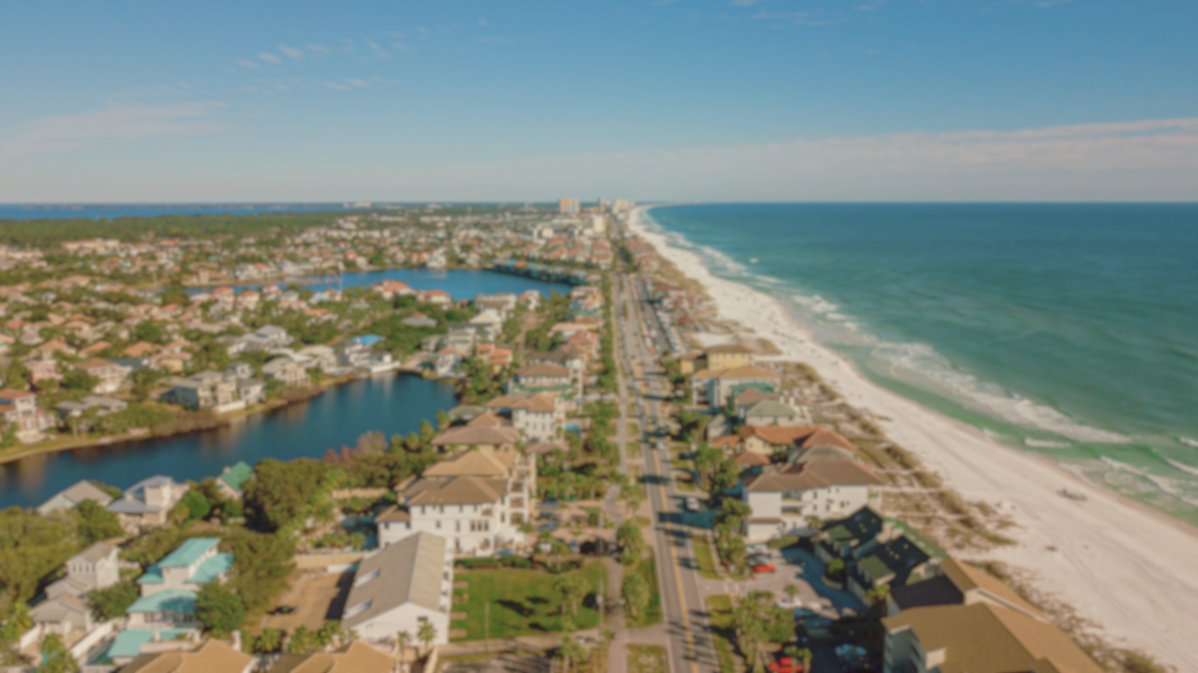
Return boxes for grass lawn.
[706,594,741,673]
[451,563,607,641]
[625,554,663,628]
[628,645,668,673]
[767,535,799,550]
[691,534,721,581]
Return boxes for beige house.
[429,425,521,453]
[120,640,254,673]
[691,365,781,409]
[341,533,453,644]
[107,475,189,527]
[267,641,397,673]
[705,343,756,370]
[74,358,130,394]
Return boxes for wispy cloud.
[325,82,351,91]
[345,79,371,88]
[237,59,260,69]
[259,52,283,64]
[366,40,390,58]
[0,102,229,159]
[306,43,334,53]
[279,44,303,59]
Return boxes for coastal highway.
[615,273,719,673]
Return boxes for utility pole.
[484,601,490,653]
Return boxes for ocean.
[642,204,1198,523]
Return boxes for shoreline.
[629,205,1198,670]
[0,370,381,467]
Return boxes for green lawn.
[691,534,721,581]
[626,554,663,628]
[706,594,741,673]
[628,644,668,673]
[451,563,608,640]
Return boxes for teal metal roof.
[218,461,254,493]
[160,538,220,568]
[127,589,198,614]
[103,629,194,660]
[187,553,234,584]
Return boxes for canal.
[0,269,571,509]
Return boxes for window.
[354,569,380,587]
[344,599,372,618]
[435,520,441,529]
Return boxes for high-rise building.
[558,198,580,215]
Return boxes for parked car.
[270,605,298,615]
[537,521,559,532]
[767,656,804,673]
[685,496,702,512]
[775,595,803,609]
[752,562,777,573]
[747,544,770,556]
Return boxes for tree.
[395,630,411,670]
[242,458,330,532]
[417,620,436,653]
[62,369,98,392]
[622,570,649,623]
[616,521,644,567]
[435,410,450,430]
[36,633,78,673]
[0,600,32,659]
[250,627,282,654]
[179,490,212,520]
[784,584,799,600]
[74,500,123,545]
[0,507,78,604]
[558,627,588,673]
[865,583,891,617]
[86,580,138,621]
[554,574,588,619]
[194,583,245,636]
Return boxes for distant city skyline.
[2,0,1196,202]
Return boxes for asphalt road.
[615,272,721,673]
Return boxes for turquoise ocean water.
[643,204,1198,523]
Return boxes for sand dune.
[629,206,1198,670]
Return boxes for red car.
[768,656,803,673]
[752,562,777,573]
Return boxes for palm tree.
[417,620,436,655]
[395,630,411,671]
[784,584,800,600]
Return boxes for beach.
[629,206,1198,670]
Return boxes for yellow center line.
[652,448,701,673]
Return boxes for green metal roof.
[187,553,234,584]
[218,461,254,493]
[103,629,195,661]
[857,555,896,585]
[127,589,197,614]
[160,538,220,568]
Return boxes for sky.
[1,0,1196,202]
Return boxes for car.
[270,605,298,615]
[752,562,777,573]
[685,496,702,512]
[537,521,559,532]
[748,553,772,566]
[747,544,770,556]
[775,596,803,610]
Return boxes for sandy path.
[629,206,1198,669]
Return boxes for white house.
[378,450,535,556]
[47,542,120,599]
[485,394,563,442]
[126,538,233,629]
[108,475,189,527]
[743,460,884,542]
[341,532,453,645]
[37,480,114,516]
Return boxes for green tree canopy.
[74,500,123,545]
[194,583,245,636]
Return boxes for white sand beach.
[629,206,1198,670]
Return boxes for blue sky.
[1,0,1196,201]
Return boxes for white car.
[685,496,703,512]
[747,544,770,556]
[775,595,804,610]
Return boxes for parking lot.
[261,570,353,632]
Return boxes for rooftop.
[127,588,198,614]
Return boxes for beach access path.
[629,206,1198,671]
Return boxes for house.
[882,601,1102,673]
[743,460,883,541]
[848,527,946,599]
[485,394,563,442]
[266,641,398,673]
[0,388,56,443]
[340,533,453,644]
[435,346,468,378]
[508,363,573,396]
[429,425,521,453]
[171,371,239,411]
[378,449,536,555]
[527,347,586,373]
[741,399,813,427]
[296,344,339,372]
[889,559,1046,621]
[37,480,114,515]
[74,358,130,394]
[108,475,189,527]
[706,343,756,370]
[127,538,233,629]
[738,425,856,457]
[262,357,311,387]
[692,365,781,409]
[46,542,120,599]
[467,308,505,342]
[118,640,253,673]
[217,461,254,500]
[29,592,93,638]
[400,313,437,328]
[27,359,63,386]
[54,395,128,421]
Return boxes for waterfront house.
[0,388,56,443]
[54,395,128,422]
[429,425,521,453]
[691,365,781,409]
[485,393,563,442]
[37,480,114,515]
[882,601,1102,673]
[508,363,573,396]
[108,475,189,527]
[743,460,884,541]
[435,345,468,378]
[889,558,1046,620]
[737,424,856,457]
[848,528,946,599]
[170,371,240,412]
[261,357,311,387]
[378,449,535,555]
[706,343,756,370]
[73,358,130,394]
[741,398,813,427]
[340,532,453,644]
[217,461,254,500]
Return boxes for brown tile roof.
[406,476,507,506]
[268,641,397,673]
[940,559,1045,620]
[714,365,780,380]
[882,602,1102,673]
[375,505,411,522]
[710,435,742,450]
[735,388,779,407]
[75,357,120,372]
[516,363,570,378]
[466,410,508,427]
[430,425,520,447]
[707,343,754,354]
[423,450,516,477]
[734,451,772,467]
[739,425,856,452]
[745,459,882,492]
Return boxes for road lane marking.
[651,448,701,673]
